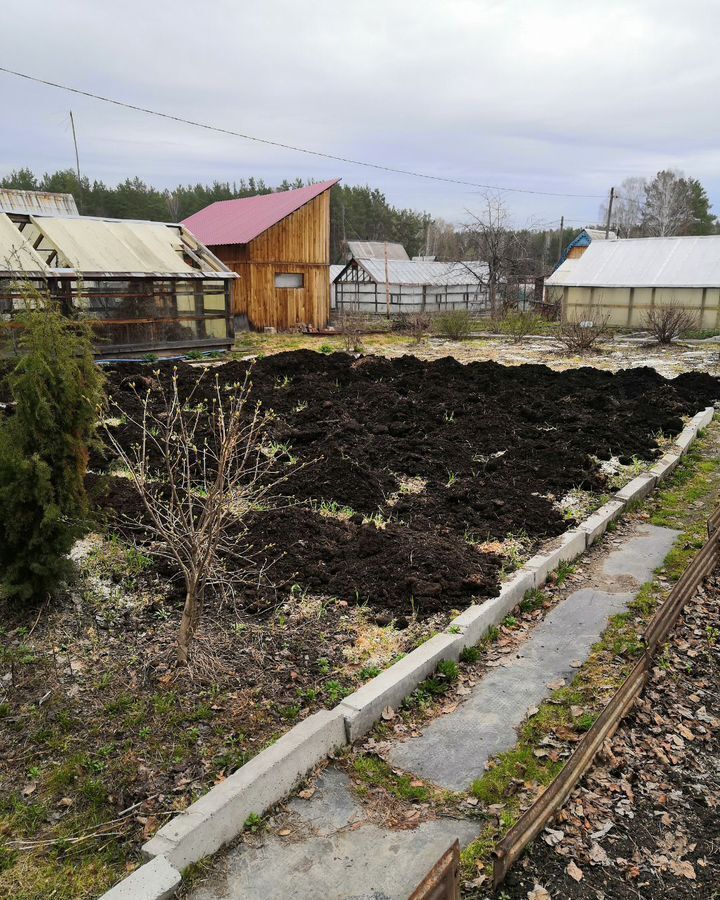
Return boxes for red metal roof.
[181,179,339,246]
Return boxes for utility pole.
[384,240,391,318]
[556,215,564,264]
[70,110,82,212]
[604,186,615,237]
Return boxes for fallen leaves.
[566,860,583,881]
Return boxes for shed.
[557,227,617,267]
[545,235,720,329]
[0,210,236,357]
[182,180,338,331]
[333,255,489,314]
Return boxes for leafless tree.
[423,217,463,260]
[599,176,647,237]
[643,302,698,344]
[643,170,693,236]
[464,193,525,317]
[557,306,610,353]
[104,369,287,665]
[165,190,182,222]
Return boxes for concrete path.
[188,768,477,900]
[186,524,678,900]
[389,524,678,790]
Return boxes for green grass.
[352,756,432,803]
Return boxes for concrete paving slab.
[388,588,633,790]
[186,769,478,900]
[602,524,679,585]
[387,524,679,791]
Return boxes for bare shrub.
[337,309,365,352]
[557,308,610,353]
[433,309,475,340]
[392,311,433,343]
[643,302,698,344]
[104,369,286,664]
[498,311,547,343]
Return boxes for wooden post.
[556,216,565,264]
[384,241,391,318]
[605,187,615,238]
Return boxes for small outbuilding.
[558,227,617,267]
[545,235,720,329]
[182,180,338,332]
[0,207,236,357]
[333,244,489,315]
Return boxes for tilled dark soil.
[494,563,720,900]
[95,352,720,619]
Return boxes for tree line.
[0,168,430,262]
[2,167,715,273]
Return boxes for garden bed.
[96,352,719,619]
[1,351,719,898]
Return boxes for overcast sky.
[1,0,718,230]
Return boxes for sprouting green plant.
[446,471,458,487]
[447,625,461,634]
[274,374,292,389]
[520,589,548,614]
[443,409,455,423]
[318,344,334,354]
[325,680,351,703]
[436,659,459,682]
[460,645,480,664]
[503,615,519,628]
[294,401,308,413]
[706,625,718,646]
[244,812,264,833]
[278,704,301,721]
[316,657,331,675]
[554,561,576,586]
[318,500,355,520]
[358,665,381,681]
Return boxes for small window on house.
[275,273,304,288]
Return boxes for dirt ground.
[2,344,720,898]
[99,352,718,619]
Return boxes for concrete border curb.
[339,633,462,741]
[99,857,181,900]
[101,405,715,898]
[578,499,625,546]
[142,708,347,870]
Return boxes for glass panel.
[275,273,304,288]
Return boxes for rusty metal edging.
[492,506,720,889]
[492,656,648,888]
[410,839,461,900]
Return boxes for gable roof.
[181,179,339,246]
[546,235,720,289]
[346,241,409,261]
[0,213,233,278]
[336,258,489,287]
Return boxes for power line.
[0,65,608,201]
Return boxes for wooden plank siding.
[210,190,331,330]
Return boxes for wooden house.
[182,180,338,331]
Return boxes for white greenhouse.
[546,235,720,329]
